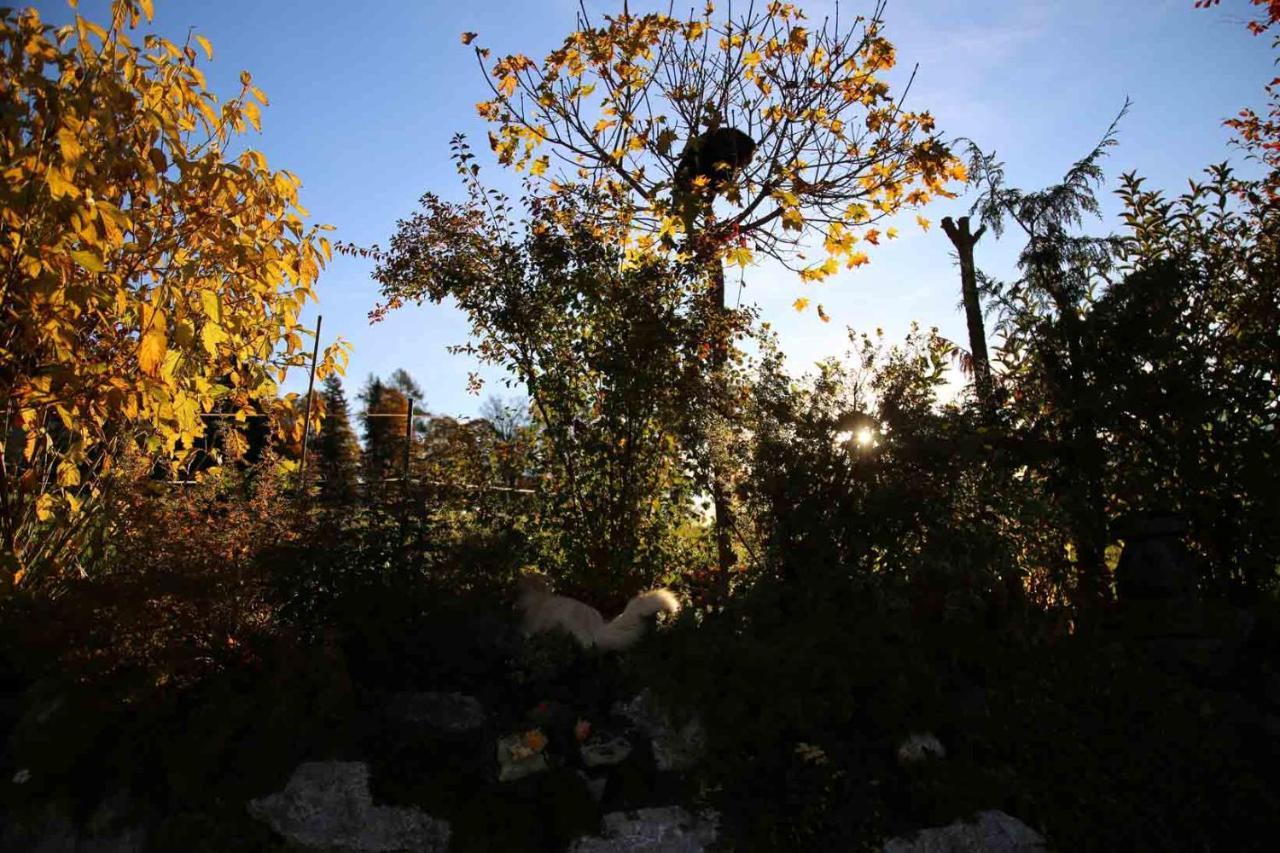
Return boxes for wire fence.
[169,315,537,496]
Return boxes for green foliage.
[977,149,1280,602]
[738,323,1056,612]
[371,164,712,597]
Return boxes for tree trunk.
[707,261,738,584]
[941,216,993,408]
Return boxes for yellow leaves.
[498,75,518,97]
[139,304,168,377]
[824,222,853,255]
[781,207,804,231]
[57,460,80,488]
[57,127,84,166]
[195,33,213,59]
[200,321,228,356]
[799,256,839,282]
[728,244,753,268]
[743,50,762,68]
[786,26,809,53]
[916,214,931,232]
[242,100,262,132]
[70,250,105,273]
[530,155,550,176]
[45,167,79,199]
[886,227,899,239]
[35,494,56,522]
[792,297,810,312]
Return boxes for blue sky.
[40,0,1276,417]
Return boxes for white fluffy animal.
[516,575,680,652]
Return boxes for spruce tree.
[315,375,360,502]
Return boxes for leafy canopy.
[469,0,965,297]
[0,0,348,580]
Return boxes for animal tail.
[592,588,680,652]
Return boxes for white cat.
[515,575,679,652]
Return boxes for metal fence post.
[403,398,414,481]
[297,315,323,494]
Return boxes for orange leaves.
[138,303,167,377]
[786,26,809,53]
[461,31,477,45]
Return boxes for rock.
[896,732,946,765]
[882,810,1047,853]
[612,690,705,772]
[247,761,450,852]
[0,797,147,853]
[496,733,551,782]
[385,691,485,735]
[570,806,719,853]
[577,771,609,802]
[581,735,633,768]
[0,803,77,853]
[81,788,148,853]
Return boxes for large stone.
[0,804,78,853]
[581,734,633,768]
[570,806,719,853]
[0,798,147,853]
[882,810,1047,853]
[385,691,485,735]
[247,761,449,852]
[496,733,551,782]
[896,732,946,765]
[612,690,705,772]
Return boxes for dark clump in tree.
[674,127,757,197]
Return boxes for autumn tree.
[1196,0,1280,198]
[467,0,963,576]
[0,0,347,587]
[479,395,533,489]
[358,377,411,488]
